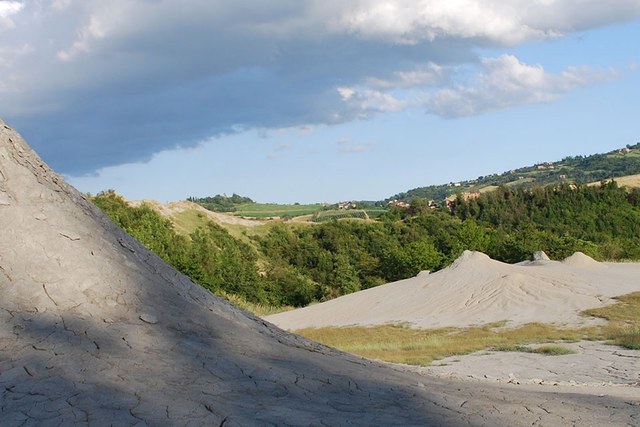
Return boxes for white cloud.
[424,55,618,117]
[0,1,22,17]
[365,63,445,89]
[0,0,23,30]
[337,55,617,119]
[337,0,640,45]
[336,86,407,118]
[338,1,538,44]
[337,86,356,101]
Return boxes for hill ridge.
[391,142,640,202]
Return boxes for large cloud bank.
[0,0,637,173]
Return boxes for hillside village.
[392,143,640,204]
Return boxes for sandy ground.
[2,119,640,426]
[407,340,640,422]
[423,340,639,386]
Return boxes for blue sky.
[1,1,639,203]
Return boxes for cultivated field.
[232,202,326,218]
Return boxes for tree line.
[92,182,640,309]
[187,193,254,212]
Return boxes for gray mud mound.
[532,251,550,261]
[1,119,639,426]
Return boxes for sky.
[1,1,639,204]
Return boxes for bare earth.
[1,119,639,426]
[424,341,639,388]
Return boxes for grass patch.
[296,322,601,366]
[491,344,576,355]
[611,174,640,189]
[219,290,293,317]
[363,208,388,218]
[477,185,500,193]
[169,208,281,251]
[530,345,576,356]
[295,292,640,366]
[313,210,369,222]
[171,209,212,235]
[583,292,640,324]
[613,327,640,350]
[232,203,326,218]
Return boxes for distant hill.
[188,143,640,217]
[391,143,640,202]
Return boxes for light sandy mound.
[265,250,640,330]
[562,251,605,268]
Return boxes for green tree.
[382,240,443,280]
[333,251,361,296]
[453,219,491,256]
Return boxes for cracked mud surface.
[2,119,639,426]
[425,341,640,388]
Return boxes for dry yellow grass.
[478,185,499,193]
[613,174,640,188]
[297,322,602,365]
[295,292,640,365]
[587,174,640,189]
[583,292,640,349]
[220,290,294,317]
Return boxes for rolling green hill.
[189,194,388,220]
[391,143,640,202]
[189,143,640,217]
